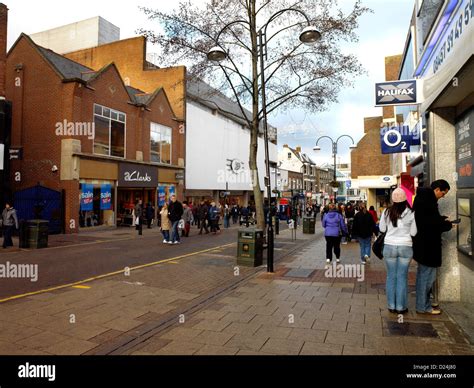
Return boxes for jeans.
[224,216,230,229]
[325,236,341,261]
[383,244,412,311]
[416,264,437,312]
[161,229,170,241]
[170,221,180,242]
[358,237,372,261]
[2,225,14,248]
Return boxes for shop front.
[79,181,115,227]
[413,0,474,303]
[117,162,158,226]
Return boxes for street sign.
[380,126,412,154]
[9,148,23,160]
[375,80,417,107]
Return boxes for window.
[288,153,291,159]
[93,104,126,158]
[150,122,172,164]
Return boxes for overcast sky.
[7,0,415,165]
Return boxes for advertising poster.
[100,184,112,210]
[80,184,94,211]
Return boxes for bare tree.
[138,0,370,230]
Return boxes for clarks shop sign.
[118,163,158,188]
[375,80,417,107]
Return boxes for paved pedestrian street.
[1,224,471,356]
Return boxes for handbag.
[372,232,386,260]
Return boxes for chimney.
[0,3,7,99]
[296,146,301,153]
[283,144,288,148]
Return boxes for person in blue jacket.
[322,203,348,264]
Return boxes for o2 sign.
[381,127,411,154]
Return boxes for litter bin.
[27,220,49,249]
[237,228,263,267]
[303,216,315,234]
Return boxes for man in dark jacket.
[1,202,19,249]
[198,201,209,234]
[168,195,184,244]
[413,180,453,315]
[352,203,376,264]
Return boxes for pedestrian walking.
[368,205,379,236]
[181,201,193,237]
[379,188,417,314]
[145,202,154,229]
[352,203,376,264]
[208,201,220,234]
[134,200,143,235]
[168,195,184,244]
[338,204,348,245]
[160,203,171,243]
[345,204,355,242]
[322,203,348,264]
[223,204,230,229]
[1,202,19,249]
[198,201,209,234]
[413,180,453,315]
[231,205,239,224]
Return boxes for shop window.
[93,103,126,158]
[151,122,172,164]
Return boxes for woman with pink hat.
[379,188,417,314]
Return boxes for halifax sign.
[375,80,418,107]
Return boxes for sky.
[7,0,415,166]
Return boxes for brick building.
[6,33,184,233]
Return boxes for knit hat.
[391,188,407,203]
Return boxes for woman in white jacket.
[379,188,417,314]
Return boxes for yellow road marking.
[0,242,236,304]
[167,261,179,264]
[72,285,91,289]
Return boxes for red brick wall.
[351,116,391,178]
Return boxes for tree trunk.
[249,0,265,231]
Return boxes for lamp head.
[313,146,321,151]
[207,46,227,62]
[299,26,321,46]
[349,144,357,150]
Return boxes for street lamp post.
[208,9,321,273]
[313,135,357,204]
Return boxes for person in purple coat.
[322,203,348,264]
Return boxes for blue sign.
[345,181,351,189]
[100,184,112,210]
[381,126,413,154]
[80,184,94,211]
